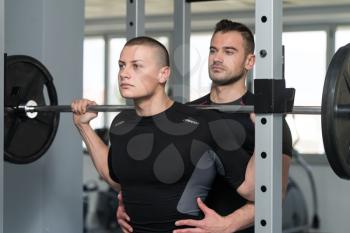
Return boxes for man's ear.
[245,54,256,70]
[159,66,171,84]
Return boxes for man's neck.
[133,90,174,117]
[210,80,247,104]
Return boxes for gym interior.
[1,0,350,233]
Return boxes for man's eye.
[133,64,141,69]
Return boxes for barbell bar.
[2,102,320,114]
[6,102,350,116]
[3,43,350,180]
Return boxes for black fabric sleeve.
[210,150,246,190]
[282,118,293,157]
[219,148,250,190]
[204,110,250,189]
[107,148,119,183]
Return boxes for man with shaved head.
[72,36,254,233]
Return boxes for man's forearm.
[225,202,255,232]
[229,155,289,232]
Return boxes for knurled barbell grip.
[25,105,135,112]
[17,103,329,115]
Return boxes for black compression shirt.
[108,102,251,233]
[189,91,293,233]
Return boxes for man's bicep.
[282,154,292,198]
[236,154,255,201]
[282,118,293,156]
[107,147,122,191]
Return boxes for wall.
[4,0,84,232]
[290,161,350,233]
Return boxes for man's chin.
[211,78,234,86]
[210,74,225,83]
[210,75,244,86]
[120,92,135,99]
[121,93,147,101]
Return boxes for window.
[190,33,212,100]
[83,37,105,128]
[335,26,350,50]
[282,31,327,154]
[106,38,127,126]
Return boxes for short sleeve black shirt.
[108,102,251,233]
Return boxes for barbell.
[6,102,332,115]
[3,43,350,180]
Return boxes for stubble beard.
[210,68,246,86]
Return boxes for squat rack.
[254,0,283,232]
[127,0,284,232]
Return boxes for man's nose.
[213,51,223,62]
[119,66,130,80]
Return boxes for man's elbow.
[108,178,121,192]
[237,180,255,201]
[100,172,121,192]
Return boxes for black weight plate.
[321,43,350,179]
[4,55,60,164]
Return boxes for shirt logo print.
[183,118,199,125]
[114,120,125,127]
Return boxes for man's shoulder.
[112,110,137,122]
[109,110,139,135]
[173,102,224,125]
[187,94,211,105]
[242,91,254,105]
[188,91,255,106]
[172,101,198,116]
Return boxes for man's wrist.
[223,215,238,233]
[76,122,92,132]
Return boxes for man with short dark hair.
[175,19,292,233]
